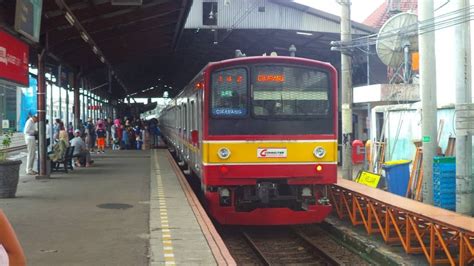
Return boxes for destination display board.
[15,0,43,43]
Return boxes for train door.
[190,99,196,170]
[183,102,188,162]
[196,90,203,178]
[177,105,182,154]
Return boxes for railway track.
[0,145,27,153]
[220,225,368,265]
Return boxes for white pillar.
[454,0,473,215]
[419,0,437,204]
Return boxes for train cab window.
[211,68,248,117]
[252,66,330,117]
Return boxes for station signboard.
[0,30,29,86]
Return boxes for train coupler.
[256,182,277,204]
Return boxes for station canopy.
[0,0,375,100]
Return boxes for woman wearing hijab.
[49,131,70,162]
[111,119,122,150]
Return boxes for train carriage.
[160,55,338,225]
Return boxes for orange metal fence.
[329,181,474,266]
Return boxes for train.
[159,55,338,225]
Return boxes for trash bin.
[382,160,411,196]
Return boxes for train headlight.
[217,147,231,159]
[313,146,326,158]
[301,187,312,197]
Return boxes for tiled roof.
[363,0,418,29]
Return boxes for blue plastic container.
[433,156,456,211]
[382,160,411,196]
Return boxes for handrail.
[330,179,474,265]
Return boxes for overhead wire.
[333,5,474,50]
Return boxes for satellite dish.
[376,12,418,67]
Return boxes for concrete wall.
[370,103,456,161]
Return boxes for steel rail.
[240,230,271,266]
[0,145,27,153]
[291,228,341,266]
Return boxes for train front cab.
[201,57,338,225]
[202,143,337,225]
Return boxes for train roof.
[206,56,335,69]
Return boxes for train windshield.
[252,66,329,117]
[211,68,248,117]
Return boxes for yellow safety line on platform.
[155,150,176,265]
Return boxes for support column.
[37,51,48,178]
[73,73,80,129]
[340,0,353,179]
[58,65,62,120]
[454,0,473,215]
[419,1,437,204]
[83,82,87,121]
[95,95,97,120]
[49,76,53,146]
[66,86,69,127]
[82,79,87,121]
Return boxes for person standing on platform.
[96,120,106,153]
[45,119,51,150]
[85,118,96,152]
[23,115,38,175]
[134,124,143,150]
[53,118,61,143]
[111,119,120,150]
[105,118,112,148]
[67,122,74,140]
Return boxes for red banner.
[88,105,102,110]
[0,30,29,86]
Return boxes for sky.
[294,0,385,23]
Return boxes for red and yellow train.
[159,55,338,225]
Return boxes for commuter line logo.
[257,148,287,158]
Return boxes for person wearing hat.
[70,129,93,167]
[23,115,38,175]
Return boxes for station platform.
[0,148,233,265]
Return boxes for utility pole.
[340,0,353,180]
[454,0,473,215]
[73,72,80,130]
[419,1,437,204]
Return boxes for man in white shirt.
[23,115,38,175]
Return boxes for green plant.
[0,130,13,161]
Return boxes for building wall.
[370,103,456,162]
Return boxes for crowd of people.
[23,115,162,175]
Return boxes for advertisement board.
[18,75,37,132]
[0,30,29,86]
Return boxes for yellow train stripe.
[203,140,337,143]
[163,130,337,164]
[202,162,338,166]
[203,141,337,163]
